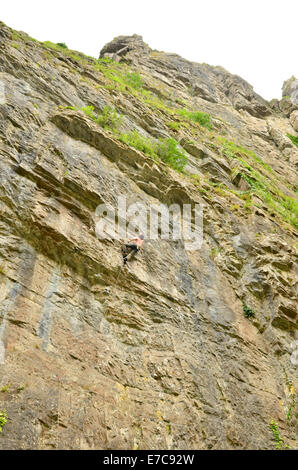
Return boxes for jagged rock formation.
[275,76,298,118]
[0,24,297,449]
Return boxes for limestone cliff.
[0,23,297,450]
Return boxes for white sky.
[1,0,297,100]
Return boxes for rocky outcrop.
[0,23,297,450]
[276,76,298,117]
[290,110,298,132]
[100,34,151,62]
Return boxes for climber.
[122,234,144,265]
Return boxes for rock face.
[279,76,298,118]
[0,24,297,450]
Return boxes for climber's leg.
[122,244,138,265]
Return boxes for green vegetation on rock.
[42,41,93,64]
[166,121,181,131]
[124,72,144,90]
[119,130,157,159]
[243,304,255,319]
[269,419,290,450]
[287,133,298,147]
[119,131,187,172]
[0,410,7,433]
[217,137,272,172]
[56,42,68,49]
[81,105,123,131]
[73,103,188,172]
[156,137,188,172]
[212,137,298,229]
[94,59,146,95]
[178,108,212,130]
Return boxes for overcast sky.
[1,0,297,100]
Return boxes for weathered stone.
[290,110,298,132]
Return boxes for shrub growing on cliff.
[56,42,68,49]
[178,108,212,130]
[95,105,123,130]
[119,131,187,172]
[81,105,95,119]
[119,130,156,159]
[124,72,144,90]
[155,137,187,172]
[81,105,122,131]
[243,304,255,318]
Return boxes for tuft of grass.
[94,58,180,116]
[286,381,296,422]
[287,133,298,147]
[167,121,181,131]
[94,61,145,94]
[210,247,221,258]
[95,106,123,130]
[0,410,7,433]
[178,108,213,130]
[11,42,21,50]
[243,304,255,318]
[240,172,298,229]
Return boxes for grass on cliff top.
[8,26,95,65]
[7,25,213,135]
[10,29,95,65]
[42,41,94,64]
